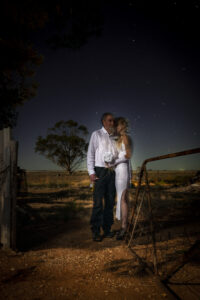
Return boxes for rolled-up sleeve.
[87,132,97,175]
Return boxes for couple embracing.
[87,112,133,242]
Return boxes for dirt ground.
[0,180,200,299]
[0,223,171,299]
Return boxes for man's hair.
[101,112,114,125]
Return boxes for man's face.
[103,115,114,134]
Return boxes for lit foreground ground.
[0,172,200,299]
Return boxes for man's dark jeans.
[90,166,116,234]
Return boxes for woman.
[114,117,132,240]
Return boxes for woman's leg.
[121,189,129,230]
[116,189,129,240]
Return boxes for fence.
[0,127,18,249]
[126,147,200,299]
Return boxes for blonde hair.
[114,117,129,148]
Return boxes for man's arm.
[105,152,128,167]
[87,132,99,182]
[114,153,128,166]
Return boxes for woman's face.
[116,123,126,135]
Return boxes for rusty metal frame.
[126,147,200,275]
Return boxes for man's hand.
[90,173,99,183]
[105,162,115,169]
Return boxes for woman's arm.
[122,135,132,159]
[114,155,128,166]
[113,135,132,166]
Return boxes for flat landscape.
[0,170,200,299]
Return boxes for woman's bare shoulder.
[122,134,132,145]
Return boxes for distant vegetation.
[17,170,198,192]
[35,120,89,174]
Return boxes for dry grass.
[0,170,199,299]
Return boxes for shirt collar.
[102,126,114,137]
[102,126,109,135]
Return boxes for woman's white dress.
[115,142,131,220]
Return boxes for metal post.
[144,166,158,275]
[126,165,145,242]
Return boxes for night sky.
[13,2,200,171]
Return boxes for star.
[181,67,187,72]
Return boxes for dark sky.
[13,2,200,171]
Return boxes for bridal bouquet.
[104,152,115,172]
[104,151,114,164]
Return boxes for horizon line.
[24,169,199,172]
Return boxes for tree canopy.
[35,120,89,174]
[0,0,103,129]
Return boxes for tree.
[0,40,43,129]
[35,120,89,174]
[0,1,103,129]
[0,1,47,129]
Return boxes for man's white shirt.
[87,127,117,175]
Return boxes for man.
[87,112,117,241]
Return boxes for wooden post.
[0,129,3,244]
[10,141,18,249]
[1,128,11,248]
[0,127,18,249]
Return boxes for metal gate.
[126,148,200,299]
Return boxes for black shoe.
[92,232,102,242]
[116,228,126,240]
[103,230,115,238]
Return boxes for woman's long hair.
[114,117,129,148]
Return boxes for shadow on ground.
[104,258,150,278]
[16,186,200,254]
[16,187,125,252]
